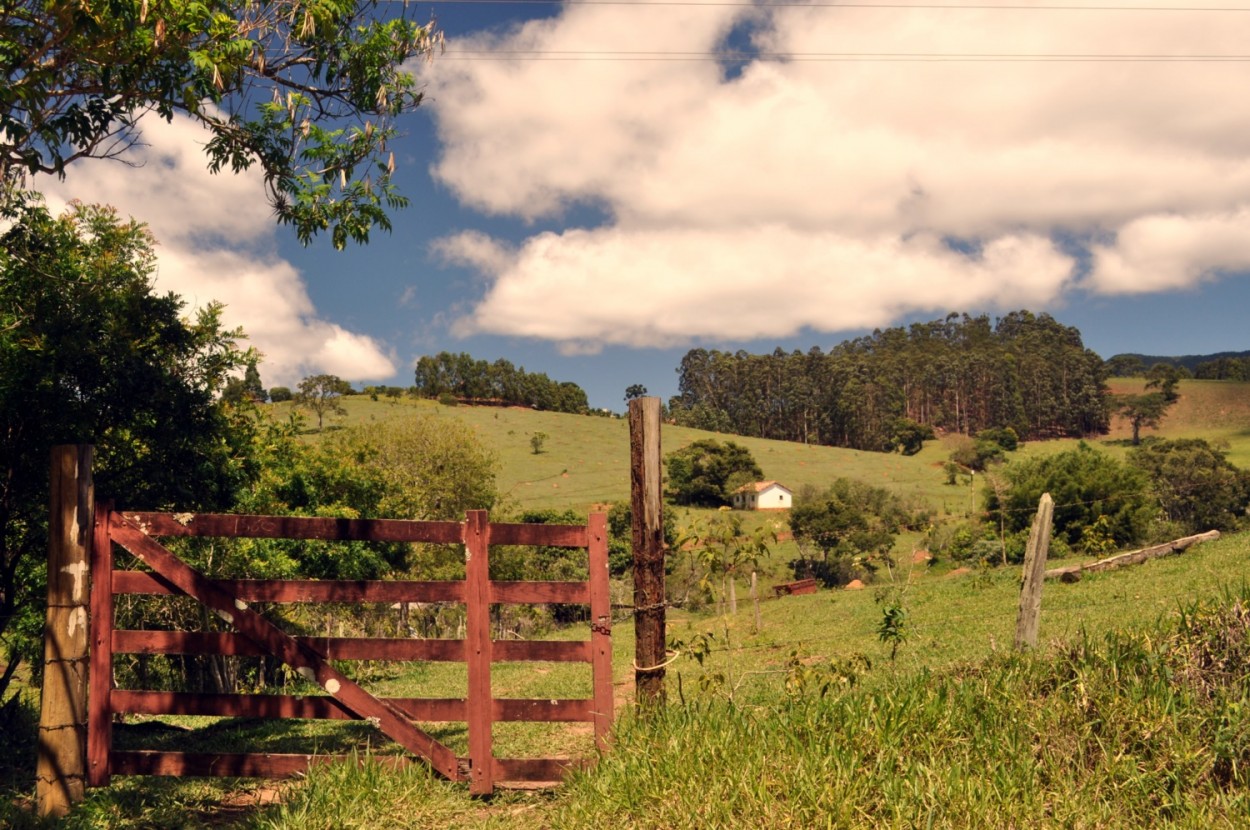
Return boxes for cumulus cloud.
[41,113,396,386]
[421,1,1250,349]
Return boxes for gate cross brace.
[109,515,464,781]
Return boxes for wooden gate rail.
[88,507,612,795]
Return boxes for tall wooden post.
[463,510,494,795]
[1015,492,1053,651]
[630,397,666,707]
[37,445,94,817]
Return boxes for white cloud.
[41,113,396,386]
[1091,210,1250,294]
[422,1,1250,348]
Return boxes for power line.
[409,0,1250,10]
[438,49,1250,61]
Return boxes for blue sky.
[44,1,1250,411]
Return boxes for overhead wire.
[436,50,1250,61]
[401,0,1250,63]
[406,1,1250,10]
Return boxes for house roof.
[734,480,791,494]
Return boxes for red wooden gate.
[87,506,612,795]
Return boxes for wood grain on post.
[463,510,494,795]
[37,445,94,817]
[587,512,613,749]
[87,502,113,788]
[1014,492,1053,651]
[629,397,666,708]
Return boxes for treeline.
[668,311,1109,450]
[413,351,589,413]
[1194,357,1250,381]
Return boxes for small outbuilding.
[731,480,793,511]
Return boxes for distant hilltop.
[1107,351,1250,376]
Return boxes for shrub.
[1129,438,1250,535]
[988,442,1155,549]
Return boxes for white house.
[731,481,793,511]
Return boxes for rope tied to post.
[633,649,680,673]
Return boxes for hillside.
[7,385,1250,827]
[281,377,1250,515]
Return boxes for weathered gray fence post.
[1014,492,1053,650]
[37,445,94,817]
[750,571,761,634]
[630,397,666,707]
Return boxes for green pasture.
[279,378,1250,518]
[8,379,1250,827]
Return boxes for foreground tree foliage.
[668,311,1109,451]
[0,201,253,701]
[664,439,763,507]
[118,413,498,693]
[1,0,441,246]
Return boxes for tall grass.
[548,592,1250,829]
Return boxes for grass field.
[7,379,1250,827]
[283,377,1250,516]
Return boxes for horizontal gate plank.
[494,699,593,722]
[488,523,588,548]
[113,691,468,722]
[113,691,593,723]
[121,512,465,543]
[491,581,588,604]
[493,640,591,662]
[113,631,468,661]
[113,632,589,662]
[112,573,466,603]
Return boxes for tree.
[887,417,934,456]
[624,384,648,401]
[664,439,763,507]
[269,386,293,403]
[788,479,917,585]
[1129,439,1250,535]
[1104,354,1146,377]
[1116,392,1173,446]
[687,510,774,615]
[1,0,441,247]
[296,374,352,430]
[223,358,267,403]
[242,360,267,402]
[1145,362,1186,402]
[530,432,548,454]
[988,443,1155,550]
[0,200,253,702]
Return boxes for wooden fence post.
[750,571,761,634]
[463,510,494,795]
[630,397,666,708]
[37,445,94,817]
[1014,492,1053,650]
